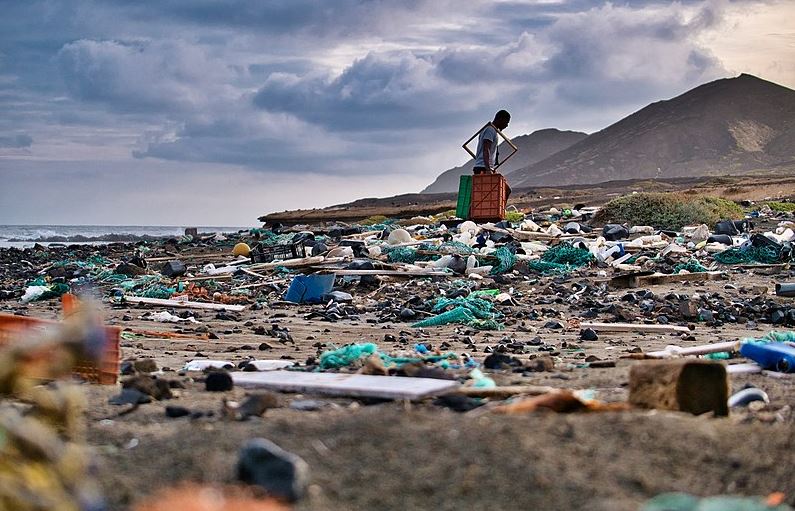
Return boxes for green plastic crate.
[456,175,472,219]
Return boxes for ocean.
[0,225,251,248]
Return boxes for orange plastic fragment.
[766,492,785,506]
[133,484,290,511]
[493,389,631,414]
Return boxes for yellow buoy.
[232,242,251,257]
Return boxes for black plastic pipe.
[775,283,795,297]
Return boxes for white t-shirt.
[473,125,498,168]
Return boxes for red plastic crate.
[470,173,507,221]
[0,313,120,384]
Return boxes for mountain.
[508,74,795,188]
[421,128,587,193]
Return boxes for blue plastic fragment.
[739,342,795,373]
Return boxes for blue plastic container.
[739,342,795,373]
[284,273,336,304]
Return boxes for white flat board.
[124,296,246,312]
[231,370,458,400]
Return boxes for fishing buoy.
[232,242,251,257]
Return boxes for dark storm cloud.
[253,52,478,131]
[0,0,759,223]
[250,1,727,137]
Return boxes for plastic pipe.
[775,283,795,297]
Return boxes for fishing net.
[527,243,593,275]
[490,246,516,274]
[412,307,503,330]
[435,241,475,255]
[413,296,504,330]
[673,258,708,273]
[319,343,379,369]
[432,296,496,318]
[385,247,420,263]
[713,246,783,265]
[318,342,460,369]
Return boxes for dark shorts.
[473,167,491,175]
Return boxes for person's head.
[493,109,511,130]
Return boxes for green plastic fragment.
[642,492,792,511]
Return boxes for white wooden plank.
[231,370,459,400]
[580,322,691,334]
[124,296,246,312]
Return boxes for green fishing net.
[318,343,459,369]
[527,243,594,275]
[490,246,516,274]
[713,246,783,265]
[386,247,420,263]
[673,258,708,273]
[412,296,503,330]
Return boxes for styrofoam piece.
[184,360,234,371]
[231,370,459,400]
[726,363,762,374]
[387,229,413,245]
[146,311,200,323]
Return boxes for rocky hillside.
[509,74,795,188]
[421,128,587,193]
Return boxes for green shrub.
[431,209,457,222]
[360,215,389,225]
[505,210,525,223]
[766,201,795,212]
[594,193,743,230]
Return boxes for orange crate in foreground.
[471,173,507,221]
[0,313,120,384]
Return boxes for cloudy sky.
[1,0,793,226]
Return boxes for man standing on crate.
[472,109,511,198]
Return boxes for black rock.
[580,328,599,341]
[205,370,233,392]
[161,260,187,278]
[108,388,152,406]
[399,308,417,320]
[165,405,191,418]
[699,309,715,323]
[544,320,564,330]
[483,352,522,370]
[602,224,629,241]
[433,395,484,412]
[237,438,310,502]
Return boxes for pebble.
[205,371,234,392]
[237,438,310,502]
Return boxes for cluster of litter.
[2,198,795,509]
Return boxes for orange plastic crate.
[0,313,120,384]
[471,173,507,221]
